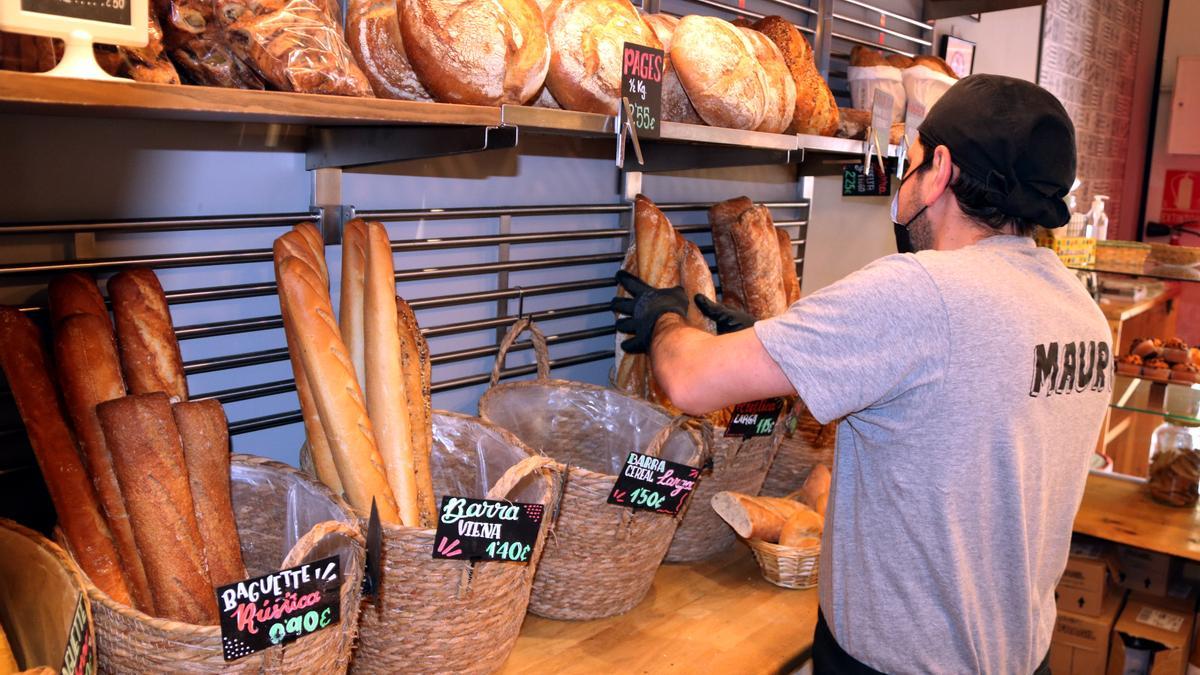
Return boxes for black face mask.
[891,159,930,254]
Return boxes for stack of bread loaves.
[711,464,830,547]
[0,269,246,624]
[274,220,436,527]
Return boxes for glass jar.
[1147,419,1200,508]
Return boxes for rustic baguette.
[347,0,432,100]
[671,15,767,130]
[293,221,329,285]
[107,269,188,403]
[98,393,217,623]
[396,297,436,527]
[731,206,788,319]
[710,491,813,542]
[0,308,132,606]
[634,195,680,407]
[54,312,155,612]
[47,272,111,330]
[339,219,369,388]
[776,227,801,306]
[708,196,755,312]
[172,399,246,587]
[276,253,401,522]
[679,237,716,334]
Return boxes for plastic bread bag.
[153,0,266,88]
[428,412,547,503]
[227,0,375,96]
[901,64,957,116]
[94,12,182,84]
[847,64,905,124]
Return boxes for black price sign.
[843,159,895,197]
[725,398,786,439]
[607,452,700,515]
[621,42,664,140]
[20,0,131,25]
[61,592,94,675]
[432,496,544,564]
[216,556,342,661]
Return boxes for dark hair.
[918,139,1038,237]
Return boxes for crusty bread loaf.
[396,297,436,527]
[98,393,217,624]
[642,14,703,125]
[402,0,549,105]
[347,0,432,100]
[776,227,801,306]
[708,196,755,314]
[850,44,887,67]
[671,15,767,130]
[613,245,645,397]
[711,491,812,542]
[0,308,132,606]
[709,198,787,318]
[778,508,823,547]
[47,272,111,330]
[913,54,957,78]
[172,400,246,587]
[679,237,716,334]
[54,312,155,612]
[836,107,870,140]
[738,26,796,134]
[108,269,188,403]
[544,0,661,115]
[798,463,830,514]
[886,53,914,69]
[753,16,839,136]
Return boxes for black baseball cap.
[918,74,1077,228]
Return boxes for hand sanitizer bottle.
[1087,195,1109,241]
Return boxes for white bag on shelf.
[847,65,906,123]
[902,65,957,115]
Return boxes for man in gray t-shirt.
[611,76,1111,673]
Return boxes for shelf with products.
[1109,375,1200,426]
[1074,472,1200,562]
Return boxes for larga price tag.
[61,592,94,675]
[843,158,895,197]
[607,452,700,515]
[621,41,664,140]
[432,497,544,564]
[725,398,786,439]
[216,556,342,661]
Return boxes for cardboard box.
[1117,546,1177,596]
[1052,588,1125,674]
[1107,595,1196,675]
[1059,537,1119,616]
[1134,583,1197,615]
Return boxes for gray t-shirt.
[755,236,1111,674]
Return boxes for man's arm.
[650,313,796,415]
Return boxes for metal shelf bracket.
[305,124,519,170]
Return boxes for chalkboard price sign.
[216,556,342,661]
[724,398,786,439]
[607,452,700,516]
[621,42,664,140]
[20,0,129,26]
[843,159,895,197]
[61,592,94,675]
[432,497,544,564]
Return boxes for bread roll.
[711,491,811,542]
[98,393,217,623]
[48,272,111,330]
[401,0,549,105]
[738,26,796,134]
[0,308,131,606]
[798,463,830,512]
[642,14,703,125]
[396,297,436,527]
[347,0,433,100]
[778,508,823,547]
[108,269,188,403]
[776,227,801,306]
[276,252,400,522]
[671,15,767,130]
[544,0,661,115]
[54,312,155,612]
[752,16,839,136]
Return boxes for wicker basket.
[745,538,821,590]
[74,455,365,674]
[760,404,837,497]
[351,411,559,674]
[0,519,95,672]
[478,319,704,621]
[664,419,784,562]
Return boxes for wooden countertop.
[1074,472,1200,561]
[500,545,818,674]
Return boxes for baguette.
[776,227,801,306]
[47,272,111,330]
[678,237,716,334]
[339,219,369,388]
[363,222,421,527]
[798,464,831,513]
[730,206,788,319]
[98,393,217,624]
[707,196,755,311]
[0,308,132,606]
[293,221,329,286]
[634,195,680,407]
[613,244,642,396]
[172,399,246,587]
[396,297,436,527]
[710,491,812,542]
[108,269,188,403]
[274,230,343,495]
[778,508,823,547]
[275,253,401,522]
[54,312,154,612]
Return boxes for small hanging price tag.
[216,556,342,661]
[432,497,544,564]
[607,452,700,515]
[61,592,94,675]
[725,398,786,439]
[843,159,894,196]
[621,41,664,140]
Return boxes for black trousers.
[813,609,1052,674]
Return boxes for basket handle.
[489,317,550,388]
[486,455,559,501]
[640,415,691,460]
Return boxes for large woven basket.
[665,419,784,562]
[351,410,559,675]
[0,519,95,673]
[745,538,821,590]
[478,319,704,621]
[760,404,837,497]
[74,455,365,674]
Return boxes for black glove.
[694,295,756,334]
[610,270,688,354]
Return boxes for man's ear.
[922,144,955,205]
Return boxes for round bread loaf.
[670,15,768,130]
[544,0,662,115]
[347,0,432,100]
[752,15,839,136]
[738,26,795,134]
[401,0,550,106]
[642,14,703,125]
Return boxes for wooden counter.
[1074,472,1200,561]
[500,546,818,674]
